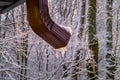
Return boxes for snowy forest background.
[0,0,120,80]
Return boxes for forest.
[0,0,120,80]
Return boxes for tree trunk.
[96,0,115,80]
[112,0,120,80]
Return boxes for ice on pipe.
[60,25,73,36]
[55,47,67,58]
[55,25,72,58]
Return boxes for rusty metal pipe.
[0,0,72,49]
[26,0,71,49]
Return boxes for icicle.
[55,46,68,58]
